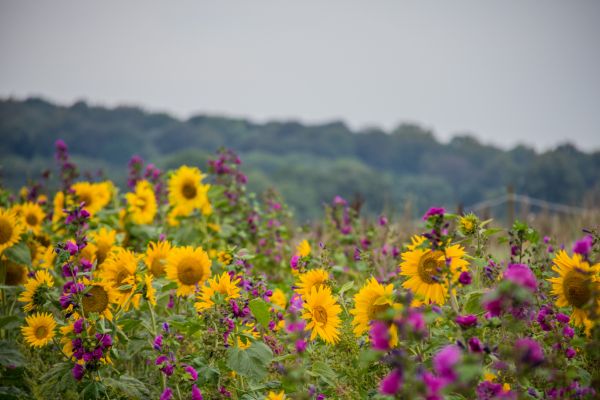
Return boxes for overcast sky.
[1,1,599,150]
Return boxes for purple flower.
[562,326,574,339]
[565,347,576,359]
[161,363,174,376]
[72,364,85,381]
[459,271,472,285]
[191,385,203,400]
[573,235,593,257]
[406,310,427,335]
[295,339,307,353]
[455,314,478,328]
[476,381,504,400]
[433,345,461,382]
[65,241,79,255]
[162,322,170,332]
[504,264,537,292]
[422,207,445,220]
[370,321,390,351]
[379,369,402,395]
[160,388,173,400]
[290,255,299,270]
[556,313,570,324]
[73,318,84,334]
[154,335,163,351]
[514,338,544,366]
[184,365,198,381]
[422,371,446,397]
[468,337,483,353]
[333,196,347,206]
[379,215,388,226]
[155,355,169,365]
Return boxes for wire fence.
[465,193,590,215]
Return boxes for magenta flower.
[72,364,85,381]
[455,314,478,328]
[290,255,299,269]
[573,235,593,257]
[191,385,203,400]
[514,338,544,366]
[295,339,307,353]
[370,321,390,351]
[184,365,198,381]
[433,345,462,382]
[504,264,537,292]
[422,207,445,220]
[468,337,483,353]
[379,369,402,395]
[459,271,472,285]
[160,388,173,400]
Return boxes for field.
[0,140,599,399]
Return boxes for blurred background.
[1,1,599,226]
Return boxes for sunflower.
[81,279,117,320]
[125,180,157,225]
[351,277,400,346]
[296,240,311,257]
[167,205,188,227]
[265,391,286,400]
[4,259,28,286]
[195,272,241,311]
[52,191,66,223]
[18,270,54,312]
[548,250,600,327]
[71,181,112,216]
[296,269,329,298]
[33,245,56,269]
[145,241,172,277]
[168,166,211,214]
[165,246,212,296]
[217,250,233,265]
[0,208,24,254]
[230,323,260,350]
[400,244,468,305]
[144,273,157,306]
[20,202,46,235]
[99,249,140,309]
[89,228,117,267]
[21,312,57,348]
[270,288,287,310]
[302,285,342,344]
[407,235,427,250]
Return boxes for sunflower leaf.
[226,341,273,381]
[248,298,270,327]
[4,242,31,266]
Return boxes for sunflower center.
[313,305,328,324]
[418,250,444,284]
[5,262,26,286]
[79,193,93,207]
[115,270,132,290]
[83,285,109,313]
[26,213,39,226]
[0,218,13,244]
[181,182,197,200]
[177,259,204,285]
[151,257,166,276]
[368,302,390,320]
[563,271,592,308]
[96,245,110,266]
[35,325,48,338]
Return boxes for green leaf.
[227,341,273,381]
[308,360,337,386]
[0,342,25,367]
[4,242,31,266]
[105,375,150,399]
[0,315,21,330]
[338,281,354,295]
[248,298,270,327]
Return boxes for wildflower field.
[1,139,599,400]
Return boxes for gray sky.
[1,1,599,150]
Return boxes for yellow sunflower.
[265,391,286,400]
[71,181,112,216]
[18,270,54,312]
[145,241,172,277]
[20,202,46,235]
[165,246,212,296]
[296,269,329,298]
[144,273,157,306]
[0,208,24,254]
[168,166,211,214]
[400,243,468,305]
[52,191,66,223]
[33,245,56,269]
[125,180,157,225]
[302,285,342,344]
[217,250,233,265]
[195,272,241,311]
[21,312,57,348]
[548,250,600,327]
[230,322,260,350]
[81,279,117,320]
[351,277,400,346]
[296,239,311,257]
[3,259,28,286]
[270,288,287,310]
[99,249,140,309]
[89,228,117,267]
[166,205,188,227]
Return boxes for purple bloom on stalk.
[72,364,85,381]
[184,365,198,381]
[556,313,570,324]
[96,333,112,348]
[565,347,576,359]
[154,335,163,350]
[65,241,78,255]
[459,271,472,285]
[370,321,390,351]
[295,339,307,353]
[422,371,446,398]
[333,196,347,206]
[160,388,173,400]
[379,369,403,395]
[422,207,445,220]
[484,297,503,318]
[406,310,427,335]
[514,338,544,366]
[379,215,388,226]
[476,381,505,400]
[290,255,299,270]
[433,345,462,382]
[191,385,203,400]
[504,264,537,292]
[468,337,483,353]
[573,235,593,257]
[562,326,574,339]
[73,318,84,334]
[455,314,478,328]
[155,355,168,365]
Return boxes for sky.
[1,1,599,151]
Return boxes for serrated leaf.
[227,341,273,381]
[248,298,270,327]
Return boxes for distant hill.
[1,97,599,220]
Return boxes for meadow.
[0,140,598,399]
